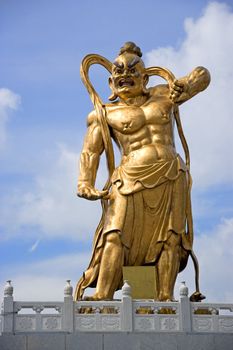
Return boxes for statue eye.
[116,68,123,74]
[130,68,136,74]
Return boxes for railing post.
[121,280,133,332]
[179,281,191,332]
[63,280,74,333]
[2,280,14,333]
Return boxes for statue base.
[1,331,233,350]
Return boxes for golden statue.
[74,42,210,302]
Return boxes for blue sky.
[0,0,233,301]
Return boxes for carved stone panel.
[134,316,154,332]
[159,316,179,331]
[101,316,120,331]
[75,316,96,331]
[193,316,213,332]
[219,317,233,333]
[15,316,36,332]
[42,316,62,331]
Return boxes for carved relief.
[76,316,96,331]
[219,317,233,332]
[159,316,179,331]
[32,305,44,313]
[55,305,62,313]
[15,316,36,331]
[101,316,120,330]
[43,316,61,330]
[193,317,213,332]
[135,317,154,331]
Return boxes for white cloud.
[0,144,104,241]
[146,1,233,188]
[0,252,90,300]
[0,88,21,149]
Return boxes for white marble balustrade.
[1,280,233,334]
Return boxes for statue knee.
[165,231,181,249]
[106,231,122,247]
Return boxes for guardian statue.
[74,42,210,301]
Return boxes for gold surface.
[194,309,214,315]
[123,266,157,299]
[74,42,210,302]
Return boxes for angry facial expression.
[109,53,148,99]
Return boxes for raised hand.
[169,79,186,103]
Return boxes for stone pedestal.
[1,332,233,350]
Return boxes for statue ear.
[108,77,118,101]
[142,74,150,96]
[108,76,113,89]
[143,74,149,86]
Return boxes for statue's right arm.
[77,111,109,201]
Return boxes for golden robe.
[75,154,193,299]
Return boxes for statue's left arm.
[169,66,211,104]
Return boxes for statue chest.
[107,106,146,134]
[107,100,172,134]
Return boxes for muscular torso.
[106,85,176,166]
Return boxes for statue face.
[109,53,147,99]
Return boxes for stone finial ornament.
[4,280,13,297]
[64,280,73,297]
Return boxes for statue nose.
[123,70,129,76]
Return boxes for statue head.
[109,42,149,101]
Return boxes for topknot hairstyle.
[119,42,142,57]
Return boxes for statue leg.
[93,231,123,300]
[157,232,181,301]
